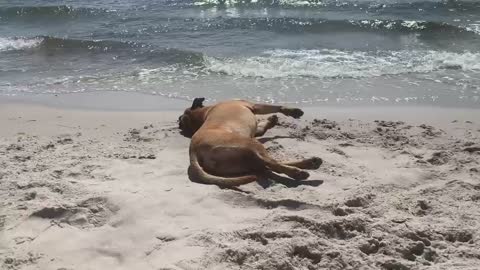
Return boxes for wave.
[0,36,135,52]
[0,37,43,51]
[364,0,480,12]
[192,0,480,11]
[80,17,478,39]
[0,36,205,65]
[204,49,480,79]
[1,4,478,38]
[94,16,476,40]
[5,36,479,80]
[465,23,480,35]
[38,36,136,51]
[3,1,480,20]
[0,5,111,19]
[159,17,478,37]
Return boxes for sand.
[1,100,480,270]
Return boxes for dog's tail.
[188,150,258,187]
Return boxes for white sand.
[1,102,480,270]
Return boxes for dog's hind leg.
[283,157,322,170]
[255,115,278,137]
[250,141,310,180]
[252,104,304,119]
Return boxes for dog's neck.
[192,106,210,122]
[188,106,211,135]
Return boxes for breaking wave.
[0,36,204,65]
[192,0,480,12]
[0,37,43,51]
[0,5,111,20]
[205,49,480,79]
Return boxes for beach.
[2,0,480,268]
[1,94,479,269]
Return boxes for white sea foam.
[204,49,480,79]
[192,0,327,7]
[0,37,43,52]
[353,19,428,30]
[277,0,324,7]
[464,23,480,35]
[400,20,427,30]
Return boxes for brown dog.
[178,98,322,186]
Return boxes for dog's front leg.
[255,115,278,137]
[252,104,304,119]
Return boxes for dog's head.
[178,97,206,137]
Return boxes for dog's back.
[193,100,257,140]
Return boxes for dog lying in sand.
[178,98,322,186]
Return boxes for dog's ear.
[191,97,205,110]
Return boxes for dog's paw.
[304,157,323,170]
[268,115,279,125]
[291,170,310,180]
[283,107,304,119]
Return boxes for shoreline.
[0,92,190,112]
[1,93,479,135]
[2,91,480,113]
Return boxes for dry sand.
[1,102,480,270]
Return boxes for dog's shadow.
[257,136,297,144]
[256,171,324,189]
[189,170,323,193]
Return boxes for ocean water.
[1,0,480,107]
